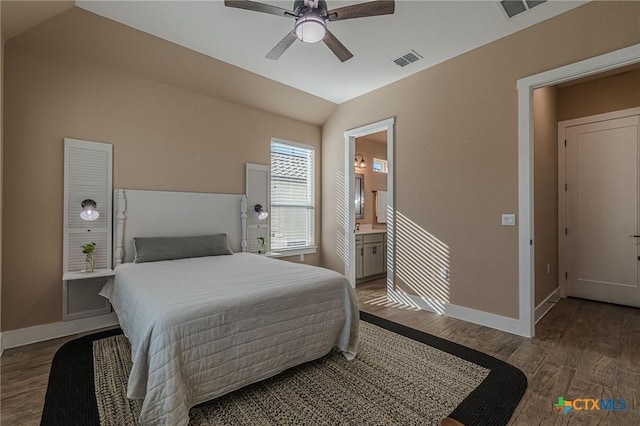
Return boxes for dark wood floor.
[1,279,638,425]
[356,279,640,425]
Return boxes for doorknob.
[629,235,640,238]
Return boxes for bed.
[100,189,359,426]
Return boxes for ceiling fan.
[224,0,395,62]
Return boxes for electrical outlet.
[440,268,449,280]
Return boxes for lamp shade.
[80,199,100,221]
[254,204,269,220]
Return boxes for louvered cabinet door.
[63,138,113,320]
[246,163,270,253]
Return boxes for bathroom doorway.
[343,117,395,297]
[354,131,389,293]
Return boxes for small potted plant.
[82,242,96,272]
[257,236,266,254]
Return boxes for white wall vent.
[392,50,423,68]
[499,0,546,19]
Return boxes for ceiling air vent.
[393,50,423,68]
[499,0,546,19]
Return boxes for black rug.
[41,312,526,426]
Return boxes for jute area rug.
[41,312,527,426]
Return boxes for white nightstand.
[62,269,114,321]
[258,251,282,258]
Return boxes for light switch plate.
[501,214,516,226]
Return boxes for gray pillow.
[133,234,233,263]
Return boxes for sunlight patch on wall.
[386,289,423,310]
[394,211,451,314]
[385,204,395,291]
[364,295,420,311]
[335,170,349,267]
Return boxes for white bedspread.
[100,253,359,426]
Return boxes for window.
[372,158,388,173]
[270,139,315,252]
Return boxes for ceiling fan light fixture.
[295,15,326,43]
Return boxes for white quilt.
[100,253,359,426]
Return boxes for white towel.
[376,191,387,223]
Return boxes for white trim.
[344,118,395,290]
[63,268,115,281]
[557,107,640,299]
[517,44,640,338]
[272,246,317,257]
[0,313,118,350]
[387,291,524,336]
[558,120,568,298]
[271,137,314,151]
[559,107,640,129]
[535,287,560,323]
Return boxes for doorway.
[343,118,395,296]
[518,43,640,337]
[354,132,389,292]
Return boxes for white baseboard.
[387,288,525,336]
[0,313,119,351]
[535,287,561,323]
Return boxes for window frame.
[372,157,388,174]
[269,138,317,256]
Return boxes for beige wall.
[321,1,640,319]
[355,137,387,226]
[2,45,322,331]
[558,67,640,121]
[9,7,336,127]
[533,86,559,306]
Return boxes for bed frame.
[113,189,247,266]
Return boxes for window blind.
[270,141,315,250]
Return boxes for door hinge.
[565,183,567,192]
[565,227,568,235]
[564,139,567,147]
[530,239,533,246]
[565,271,568,280]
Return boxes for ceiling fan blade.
[323,30,353,62]
[224,0,295,18]
[266,31,298,60]
[327,0,395,21]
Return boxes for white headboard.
[114,189,247,265]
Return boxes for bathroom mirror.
[355,173,364,219]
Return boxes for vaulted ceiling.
[3,1,590,124]
[76,0,587,103]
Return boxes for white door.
[565,115,640,307]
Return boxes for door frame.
[558,107,640,298]
[517,43,640,337]
[343,118,395,289]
